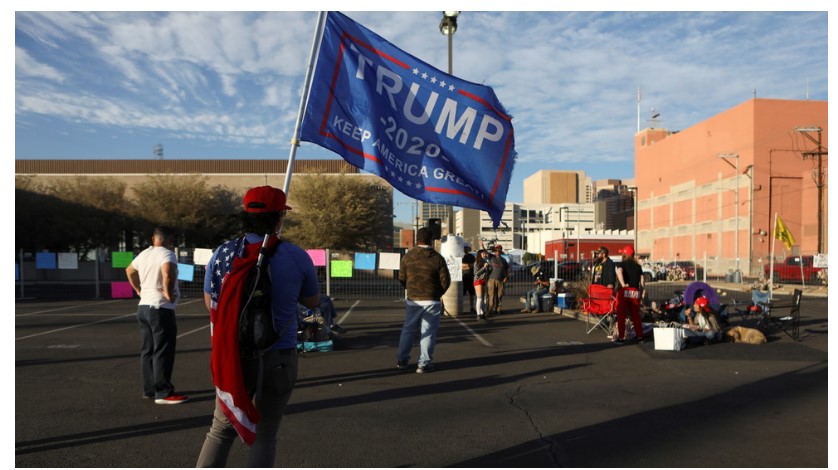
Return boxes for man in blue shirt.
[197,186,320,467]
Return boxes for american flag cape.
[208,236,280,445]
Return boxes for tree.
[16,176,130,258]
[129,174,240,248]
[283,175,393,251]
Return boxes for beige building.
[523,170,592,204]
[14,159,378,200]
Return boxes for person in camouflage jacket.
[396,227,451,373]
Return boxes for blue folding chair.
[735,290,771,328]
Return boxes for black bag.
[239,236,281,359]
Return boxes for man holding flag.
[197,186,320,467]
[297,11,516,229]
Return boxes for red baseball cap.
[242,186,292,213]
[619,245,635,257]
[694,296,710,312]
[494,244,503,251]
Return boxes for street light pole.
[719,153,740,281]
[439,11,462,317]
[439,11,459,236]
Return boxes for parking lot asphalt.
[15,288,828,468]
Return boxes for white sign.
[193,248,214,266]
[813,253,828,268]
[446,256,463,282]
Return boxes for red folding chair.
[580,284,617,335]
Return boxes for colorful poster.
[354,253,376,270]
[57,252,78,270]
[111,281,134,299]
[177,263,194,282]
[378,252,401,270]
[35,252,57,269]
[330,260,353,278]
[112,251,134,268]
[307,249,327,267]
[193,248,214,266]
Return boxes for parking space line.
[336,299,361,326]
[15,299,205,341]
[452,317,494,347]
[16,299,123,316]
[16,313,136,341]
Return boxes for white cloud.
[15,47,64,82]
[14,10,827,176]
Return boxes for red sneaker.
[155,394,189,405]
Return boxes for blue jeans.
[136,305,177,399]
[525,286,548,311]
[397,302,441,367]
[196,348,298,467]
[683,328,721,343]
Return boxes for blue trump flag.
[299,11,516,228]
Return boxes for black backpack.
[238,236,282,359]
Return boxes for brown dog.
[725,326,767,344]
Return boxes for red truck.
[764,256,824,284]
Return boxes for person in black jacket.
[591,246,616,289]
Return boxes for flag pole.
[283,11,328,196]
[768,212,777,302]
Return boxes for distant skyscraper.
[523,170,591,204]
[418,202,452,228]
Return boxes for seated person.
[521,266,551,313]
[682,297,722,344]
[298,294,346,338]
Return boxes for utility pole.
[796,127,827,253]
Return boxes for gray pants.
[487,279,505,313]
[196,348,298,467]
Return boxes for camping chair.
[735,290,771,328]
[580,284,617,336]
[766,289,802,341]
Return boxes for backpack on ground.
[297,306,333,353]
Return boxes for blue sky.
[13,8,828,223]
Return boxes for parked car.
[665,261,704,281]
[556,261,585,281]
[519,260,587,281]
[764,255,824,284]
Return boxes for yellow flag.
[774,214,796,251]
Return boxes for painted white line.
[16,299,123,316]
[453,317,493,347]
[15,313,136,341]
[336,299,361,325]
[16,299,206,341]
[178,323,210,339]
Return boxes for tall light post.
[719,153,740,281]
[439,11,461,317]
[439,11,459,236]
[439,11,459,74]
